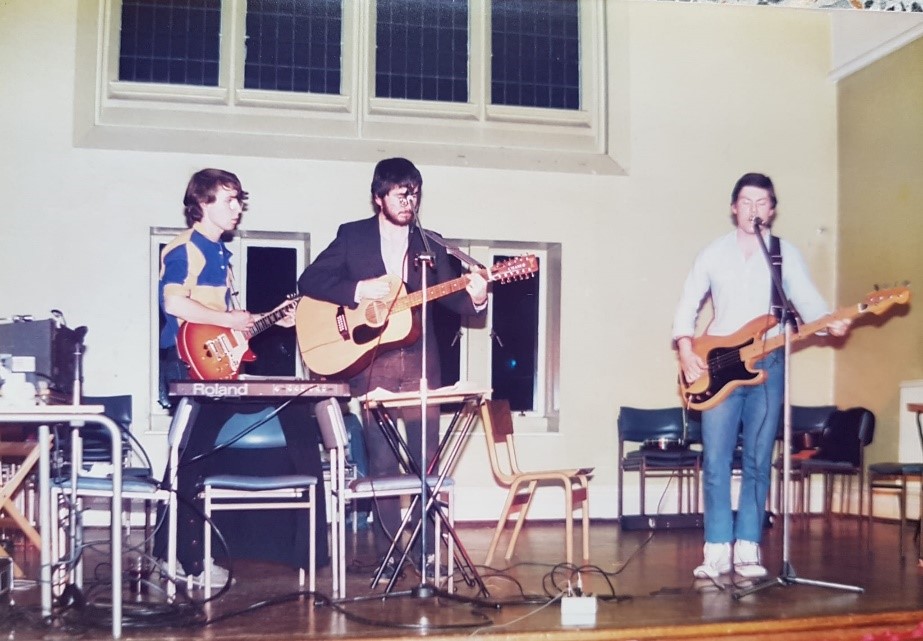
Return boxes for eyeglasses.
[736,198,771,211]
[387,189,420,207]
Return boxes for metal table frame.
[360,388,490,597]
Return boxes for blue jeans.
[701,352,783,544]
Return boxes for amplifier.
[0,320,81,394]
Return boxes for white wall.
[0,0,845,521]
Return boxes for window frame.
[447,240,561,431]
[75,0,619,174]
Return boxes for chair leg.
[203,487,213,598]
[309,485,316,593]
[447,488,455,593]
[580,483,590,563]
[505,481,539,562]
[899,480,907,561]
[485,486,519,565]
[563,482,574,567]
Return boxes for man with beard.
[298,157,487,581]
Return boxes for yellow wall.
[836,37,923,465]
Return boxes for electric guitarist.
[671,173,850,583]
[155,168,327,584]
[296,157,487,580]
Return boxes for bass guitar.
[177,296,299,380]
[679,287,910,411]
[295,255,539,378]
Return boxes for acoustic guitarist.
[671,172,850,582]
[297,157,487,582]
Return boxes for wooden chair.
[479,399,592,566]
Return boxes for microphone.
[753,217,764,229]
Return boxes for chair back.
[617,407,689,445]
[783,405,837,449]
[315,397,348,452]
[814,407,876,467]
[213,407,287,449]
[480,399,520,484]
[61,394,133,463]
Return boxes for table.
[0,438,42,577]
[359,385,490,596]
[0,404,123,638]
[907,403,923,564]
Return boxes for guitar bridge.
[335,306,350,340]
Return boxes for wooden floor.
[3,514,923,640]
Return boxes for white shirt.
[672,230,830,339]
[379,218,409,280]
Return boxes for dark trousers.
[352,345,440,560]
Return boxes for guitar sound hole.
[365,301,389,326]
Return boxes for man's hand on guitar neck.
[676,336,706,383]
[825,318,851,338]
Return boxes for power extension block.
[561,594,597,626]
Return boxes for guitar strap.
[769,234,783,322]
[226,264,244,311]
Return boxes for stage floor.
[4,514,923,640]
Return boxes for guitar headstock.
[489,255,539,284]
[861,286,911,315]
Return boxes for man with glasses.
[672,172,850,581]
[298,157,487,582]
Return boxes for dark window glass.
[434,255,464,387]
[490,254,539,412]
[245,0,342,94]
[119,0,221,86]
[491,0,580,110]
[434,253,540,412]
[244,246,299,376]
[375,0,468,103]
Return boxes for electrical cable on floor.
[466,591,564,637]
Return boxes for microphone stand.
[412,216,436,598]
[732,219,863,599]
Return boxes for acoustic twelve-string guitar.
[679,287,910,411]
[295,255,538,378]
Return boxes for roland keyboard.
[169,378,350,399]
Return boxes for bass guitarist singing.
[672,172,850,582]
[297,157,487,583]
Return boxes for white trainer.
[693,542,732,579]
[733,540,768,579]
[159,558,232,588]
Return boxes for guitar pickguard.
[687,342,761,408]
[352,321,389,346]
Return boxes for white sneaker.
[159,559,232,588]
[188,561,231,588]
[733,540,768,579]
[693,542,732,579]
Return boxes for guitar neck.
[246,300,296,339]
[391,269,489,314]
[739,304,858,361]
